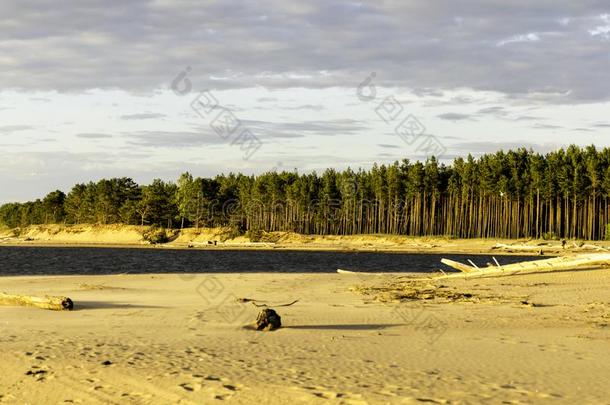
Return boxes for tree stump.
[255,308,281,331]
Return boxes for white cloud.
[497,32,541,47]
[589,14,610,39]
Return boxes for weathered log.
[255,308,281,331]
[492,243,556,252]
[493,242,609,253]
[438,253,610,280]
[0,293,74,311]
[576,243,609,252]
[437,259,478,274]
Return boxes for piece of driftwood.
[251,299,299,308]
[0,293,74,311]
[255,308,281,331]
[575,243,609,252]
[492,243,549,253]
[493,242,609,253]
[337,269,384,275]
[437,253,610,280]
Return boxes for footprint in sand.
[301,386,368,404]
[414,398,449,404]
[179,382,203,392]
[177,373,243,400]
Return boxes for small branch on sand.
[235,297,299,307]
[0,293,74,311]
[438,253,610,280]
[251,300,299,308]
[236,297,264,303]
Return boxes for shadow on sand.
[73,301,166,311]
[243,323,403,331]
[284,323,403,331]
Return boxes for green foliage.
[605,224,610,241]
[3,145,610,240]
[175,172,202,228]
[245,229,263,242]
[139,179,178,227]
[221,225,244,242]
[542,232,558,241]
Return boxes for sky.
[1,0,610,203]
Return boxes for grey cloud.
[124,130,224,148]
[77,133,113,139]
[256,97,278,102]
[423,94,492,107]
[477,106,508,116]
[514,115,542,121]
[120,113,167,120]
[450,96,477,104]
[378,144,401,149]
[0,125,33,133]
[241,118,368,137]
[413,88,445,98]
[533,123,562,130]
[438,113,474,121]
[1,1,609,102]
[279,104,325,111]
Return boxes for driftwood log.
[255,308,281,331]
[493,242,609,253]
[0,293,74,311]
[438,253,610,280]
[492,243,548,252]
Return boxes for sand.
[3,224,610,255]
[1,269,609,404]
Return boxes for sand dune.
[1,270,609,404]
[4,224,610,255]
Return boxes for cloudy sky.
[1,1,610,203]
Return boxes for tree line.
[2,145,610,240]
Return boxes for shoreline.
[3,224,606,256]
[0,240,545,256]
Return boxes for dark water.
[0,246,544,276]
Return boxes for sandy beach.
[1,269,609,404]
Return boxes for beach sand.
[1,270,609,404]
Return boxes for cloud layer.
[2,1,610,203]
[1,1,609,101]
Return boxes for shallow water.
[0,246,544,276]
